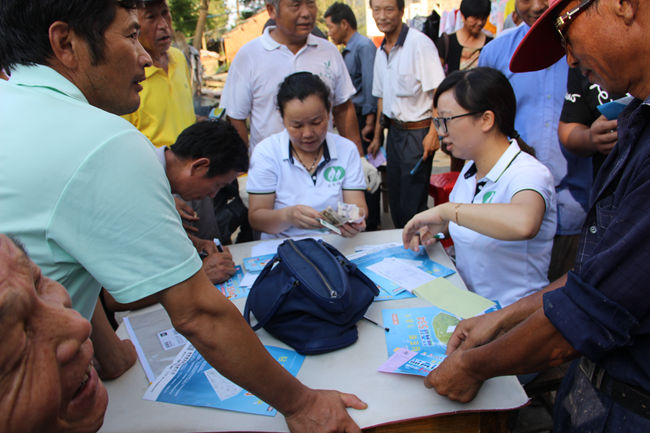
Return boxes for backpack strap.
[243,256,294,330]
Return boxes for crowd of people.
[0,0,648,431]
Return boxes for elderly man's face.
[0,235,108,433]
[515,0,548,27]
[560,0,631,96]
[268,0,317,44]
[137,0,173,59]
[371,0,404,36]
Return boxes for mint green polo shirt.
[0,65,201,319]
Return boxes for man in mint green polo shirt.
[0,1,366,431]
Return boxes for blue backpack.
[244,238,379,355]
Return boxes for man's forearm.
[465,307,579,381]
[159,271,312,416]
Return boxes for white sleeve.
[340,139,367,190]
[372,48,384,98]
[416,35,445,92]
[219,49,252,120]
[246,139,279,194]
[508,158,556,210]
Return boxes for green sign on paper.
[413,278,495,319]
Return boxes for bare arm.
[248,193,322,235]
[426,305,579,402]
[558,116,618,157]
[338,190,368,238]
[332,100,363,156]
[403,189,547,252]
[226,116,250,148]
[90,298,137,379]
[157,270,366,431]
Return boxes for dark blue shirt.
[342,31,377,116]
[544,96,650,392]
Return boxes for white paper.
[366,258,437,292]
[250,236,324,257]
[204,368,243,401]
[157,328,188,351]
[239,271,260,288]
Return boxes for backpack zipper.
[287,239,338,298]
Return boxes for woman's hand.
[286,205,323,230]
[339,219,366,238]
[402,206,450,252]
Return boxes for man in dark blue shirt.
[420,0,650,431]
[324,2,381,230]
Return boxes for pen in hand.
[213,237,224,253]
[409,157,424,176]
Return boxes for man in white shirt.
[219,0,362,153]
[368,0,445,228]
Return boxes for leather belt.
[385,117,431,130]
[579,357,650,419]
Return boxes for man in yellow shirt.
[123,0,195,147]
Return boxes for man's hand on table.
[446,310,509,354]
[202,248,236,284]
[425,348,484,403]
[285,388,367,433]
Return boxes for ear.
[190,158,211,177]
[614,0,637,25]
[267,2,277,20]
[48,21,79,69]
[479,110,496,133]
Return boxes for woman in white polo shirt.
[403,67,557,307]
[247,72,368,239]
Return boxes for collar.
[261,26,317,51]
[9,64,89,104]
[380,23,409,53]
[155,146,167,170]
[464,139,522,182]
[343,31,361,53]
[144,48,177,79]
[283,131,333,163]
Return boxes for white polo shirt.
[372,25,445,122]
[247,130,366,239]
[449,141,557,307]
[220,27,356,150]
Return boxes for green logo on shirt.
[482,191,495,203]
[324,166,346,182]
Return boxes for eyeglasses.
[432,112,482,134]
[554,0,596,49]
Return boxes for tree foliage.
[170,0,230,39]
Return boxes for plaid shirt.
[544,96,650,392]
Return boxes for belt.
[579,357,650,419]
[385,117,431,130]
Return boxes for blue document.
[351,246,455,299]
[144,344,305,416]
[242,253,275,272]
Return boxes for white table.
[99,230,528,433]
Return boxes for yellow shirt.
[123,46,195,147]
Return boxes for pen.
[213,237,224,253]
[433,232,446,240]
[363,316,390,332]
[409,157,424,176]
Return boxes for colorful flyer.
[215,266,248,300]
[382,306,461,357]
[378,347,446,376]
[144,344,305,416]
[242,253,275,273]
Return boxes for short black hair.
[170,120,249,177]
[324,3,357,30]
[459,0,491,19]
[369,0,404,12]
[276,72,332,118]
[434,67,534,156]
[0,0,141,72]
